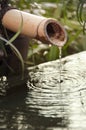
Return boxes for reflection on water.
[1,52,86,130]
[0,77,86,130]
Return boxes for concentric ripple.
[0,52,86,129]
[27,51,86,128]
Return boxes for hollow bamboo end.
[44,19,67,47]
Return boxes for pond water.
[0,50,86,130]
[0,71,86,130]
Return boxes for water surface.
[0,52,86,130]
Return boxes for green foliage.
[77,0,86,34]
[26,0,86,65]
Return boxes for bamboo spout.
[2,9,67,47]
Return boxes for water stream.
[58,46,65,129]
[58,47,62,84]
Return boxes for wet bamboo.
[2,9,67,47]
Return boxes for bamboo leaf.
[0,36,24,78]
[0,40,7,56]
[8,12,23,43]
[47,45,59,61]
[5,12,24,78]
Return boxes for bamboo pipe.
[2,9,67,47]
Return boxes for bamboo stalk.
[2,9,67,47]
